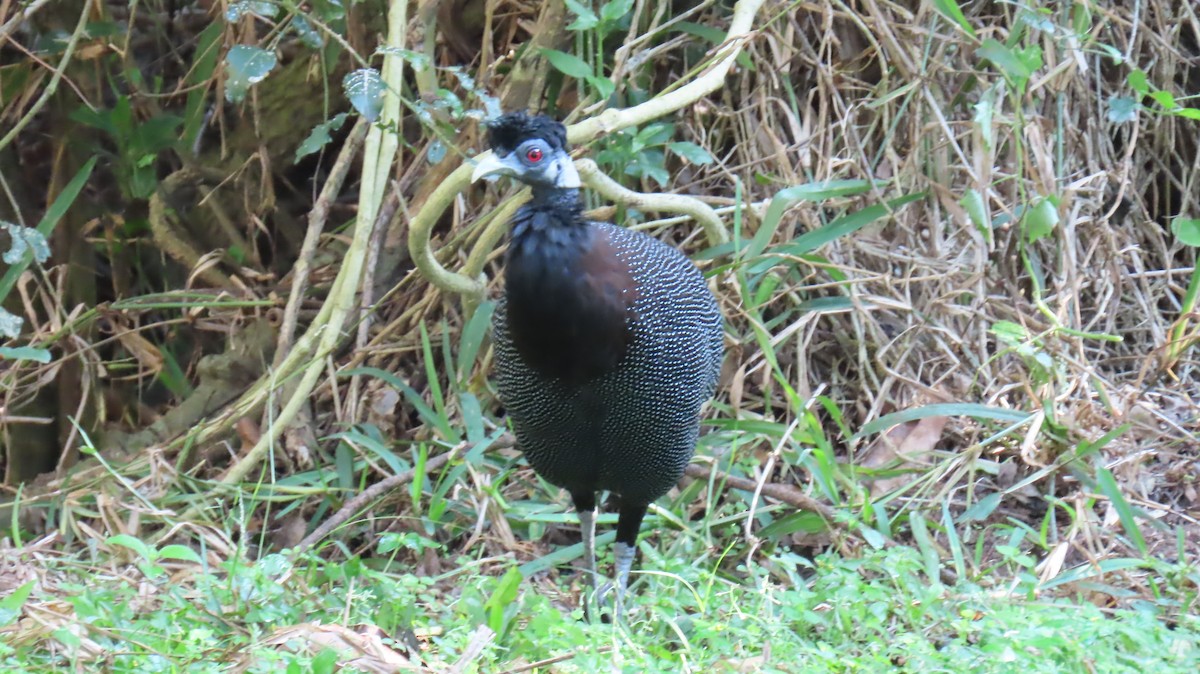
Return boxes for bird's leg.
[613,540,636,603]
[602,501,648,613]
[579,509,598,585]
[572,491,599,620]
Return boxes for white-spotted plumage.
[493,220,722,504]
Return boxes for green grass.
[4,544,1197,672]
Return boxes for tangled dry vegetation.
[1,0,1199,663]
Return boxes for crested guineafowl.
[471,112,723,610]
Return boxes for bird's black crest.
[486,112,568,155]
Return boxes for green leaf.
[291,15,323,48]
[0,346,52,362]
[342,68,385,122]
[930,0,977,39]
[770,192,923,261]
[909,512,942,583]
[1023,198,1059,243]
[564,0,598,31]
[457,300,495,385]
[0,581,34,627]
[977,39,1033,84]
[484,566,523,634]
[586,75,615,100]
[635,123,674,147]
[224,45,277,103]
[959,492,1003,522]
[1171,217,1200,246]
[667,141,713,165]
[1096,468,1148,555]
[295,113,349,163]
[0,157,95,305]
[961,188,990,235]
[990,320,1029,346]
[1106,96,1139,123]
[157,544,203,564]
[758,511,829,539]
[107,534,156,562]
[600,0,634,25]
[183,22,223,149]
[854,403,1032,440]
[747,180,877,261]
[1150,89,1176,110]
[1126,69,1149,96]
[541,49,593,79]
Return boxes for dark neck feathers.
[504,189,634,386]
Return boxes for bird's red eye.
[525,147,544,162]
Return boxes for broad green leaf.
[961,188,990,235]
[224,45,277,103]
[0,581,34,626]
[1106,95,1139,123]
[990,320,1028,345]
[541,49,593,79]
[587,75,615,100]
[1171,217,1200,246]
[157,545,203,564]
[758,511,829,539]
[668,141,714,165]
[1150,90,1176,110]
[977,39,1033,84]
[600,0,634,25]
[1126,69,1149,96]
[342,68,385,121]
[107,534,155,562]
[484,566,523,634]
[291,16,323,48]
[1024,198,1059,243]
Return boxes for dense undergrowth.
[1,0,1199,670]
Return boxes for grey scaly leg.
[579,509,598,588]
[572,492,599,620]
[613,540,636,602]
